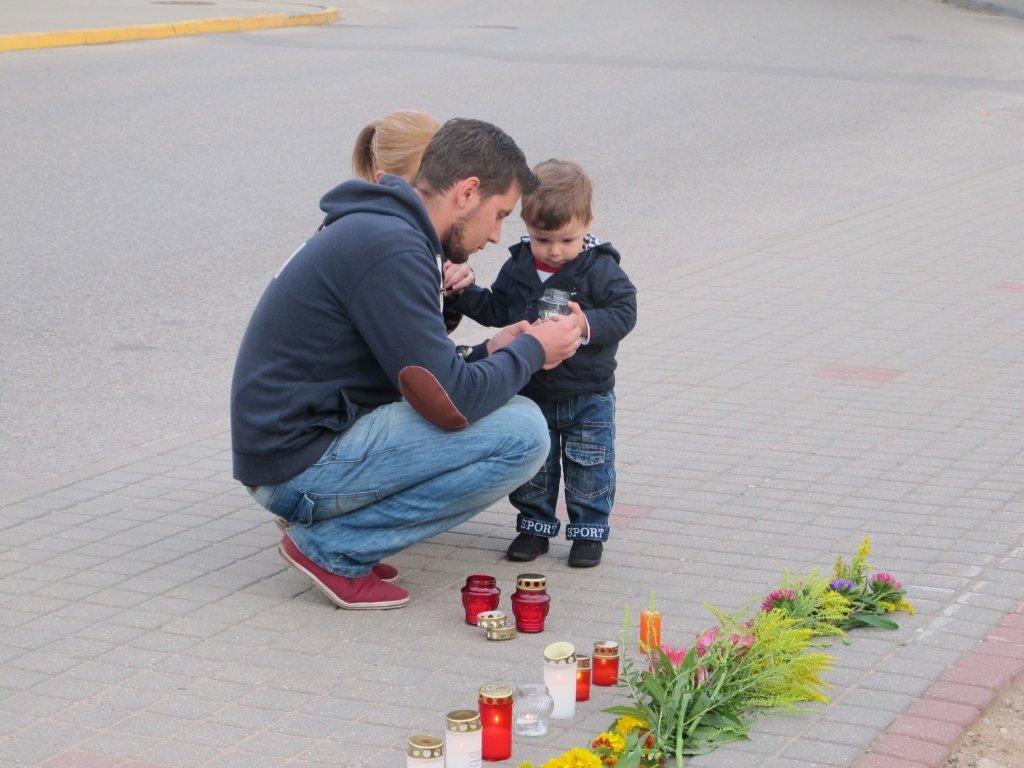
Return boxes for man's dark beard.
[440,213,471,264]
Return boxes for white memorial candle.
[542,642,577,720]
[444,710,482,768]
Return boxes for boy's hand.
[443,260,475,296]
[567,301,589,341]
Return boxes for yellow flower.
[540,748,603,768]
[857,537,871,560]
[614,715,649,736]
[592,731,627,753]
[516,764,536,768]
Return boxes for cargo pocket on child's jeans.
[293,489,383,526]
[564,439,610,499]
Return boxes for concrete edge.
[0,419,230,509]
[851,602,1024,767]
[943,0,1024,21]
[0,5,338,53]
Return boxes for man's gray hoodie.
[230,175,546,487]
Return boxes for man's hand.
[567,301,589,340]
[443,260,475,296]
[525,314,582,370]
[485,320,532,355]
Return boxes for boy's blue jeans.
[511,391,615,542]
[248,396,548,577]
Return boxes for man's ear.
[452,177,482,212]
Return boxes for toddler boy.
[449,159,637,567]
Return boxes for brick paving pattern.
[1,156,1023,767]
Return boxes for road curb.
[943,0,1024,21]
[0,5,338,53]
[852,601,1024,767]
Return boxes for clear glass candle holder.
[512,684,554,737]
[538,289,572,320]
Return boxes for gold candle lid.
[516,573,547,591]
[476,610,507,628]
[543,641,576,664]
[576,652,592,670]
[594,640,620,658]
[486,623,517,641]
[445,710,481,731]
[479,684,513,705]
[408,735,444,759]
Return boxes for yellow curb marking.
[0,5,338,53]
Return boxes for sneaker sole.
[568,558,601,568]
[506,549,546,562]
[278,543,410,610]
[273,519,399,584]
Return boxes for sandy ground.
[943,674,1024,768]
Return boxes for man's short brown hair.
[519,159,593,231]
[415,118,539,199]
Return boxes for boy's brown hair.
[520,159,593,231]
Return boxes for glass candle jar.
[478,684,513,762]
[407,735,444,767]
[461,575,500,626]
[510,573,550,633]
[538,289,573,320]
[445,710,482,768]
[543,641,577,719]
[575,653,591,701]
[640,609,661,654]
[513,684,554,736]
[593,640,620,686]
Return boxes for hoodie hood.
[319,174,443,257]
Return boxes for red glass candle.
[575,653,591,701]
[461,575,500,625]
[478,684,513,762]
[593,641,620,686]
[510,573,550,633]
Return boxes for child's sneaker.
[506,533,550,562]
[278,535,409,610]
[568,540,602,568]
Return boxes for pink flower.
[694,666,709,686]
[761,589,797,613]
[727,633,755,654]
[660,644,687,667]
[696,627,719,657]
[872,573,902,590]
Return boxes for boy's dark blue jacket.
[455,237,637,402]
[230,176,546,487]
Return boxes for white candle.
[543,642,577,719]
[445,710,482,768]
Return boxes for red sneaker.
[278,535,409,610]
[273,518,398,582]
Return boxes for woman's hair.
[351,110,441,182]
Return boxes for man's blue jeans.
[248,396,549,577]
[510,391,616,542]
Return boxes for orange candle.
[639,609,661,654]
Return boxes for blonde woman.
[351,109,440,183]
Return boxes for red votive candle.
[510,573,550,633]
[593,641,620,686]
[478,684,513,762]
[576,653,591,701]
[461,575,500,625]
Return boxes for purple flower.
[830,578,858,591]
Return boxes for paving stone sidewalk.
[2,156,1024,768]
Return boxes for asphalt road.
[1,0,1023,494]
